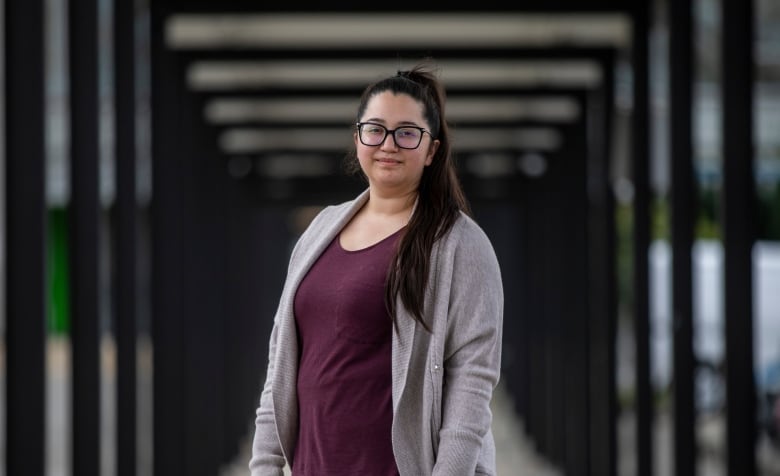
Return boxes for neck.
[366,190,417,219]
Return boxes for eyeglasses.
[356,122,432,150]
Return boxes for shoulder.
[445,212,498,258]
[306,202,347,230]
[435,211,502,281]
[300,190,368,236]
[451,211,491,241]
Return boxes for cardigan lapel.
[392,304,416,413]
[392,234,443,413]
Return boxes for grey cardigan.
[249,190,504,476]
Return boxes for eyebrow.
[362,118,423,127]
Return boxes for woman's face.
[354,91,439,196]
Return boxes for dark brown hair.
[346,59,471,331]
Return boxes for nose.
[380,131,399,149]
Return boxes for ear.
[425,139,440,166]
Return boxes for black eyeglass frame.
[355,122,434,150]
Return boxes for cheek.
[355,144,370,160]
[354,139,369,162]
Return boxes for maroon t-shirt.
[291,229,403,476]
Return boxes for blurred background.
[2,0,780,475]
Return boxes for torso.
[292,229,402,476]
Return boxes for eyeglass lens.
[359,123,423,149]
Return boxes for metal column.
[721,0,757,473]
[586,54,617,476]
[669,0,697,473]
[114,0,140,474]
[68,0,102,474]
[4,1,47,474]
[151,6,186,474]
[631,2,654,476]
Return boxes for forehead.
[362,91,426,123]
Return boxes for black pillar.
[559,116,590,476]
[151,6,186,475]
[541,164,566,464]
[631,3,654,476]
[524,166,550,452]
[181,94,227,476]
[69,0,102,473]
[669,0,697,473]
[151,12,229,473]
[585,57,617,476]
[4,1,47,474]
[114,0,139,475]
[721,0,757,474]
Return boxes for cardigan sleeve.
[248,320,286,476]
[433,218,504,476]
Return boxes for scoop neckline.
[337,226,405,253]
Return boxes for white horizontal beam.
[188,59,602,89]
[167,13,630,49]
[205,96,581,123]
[219,126,562,153]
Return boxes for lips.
[376,157,401,164]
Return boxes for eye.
[363,124,385,135]
[396,128,420,139]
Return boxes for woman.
[249,60,504,476]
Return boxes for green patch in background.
[48,208,70,334]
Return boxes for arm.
[433,222,504,476]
